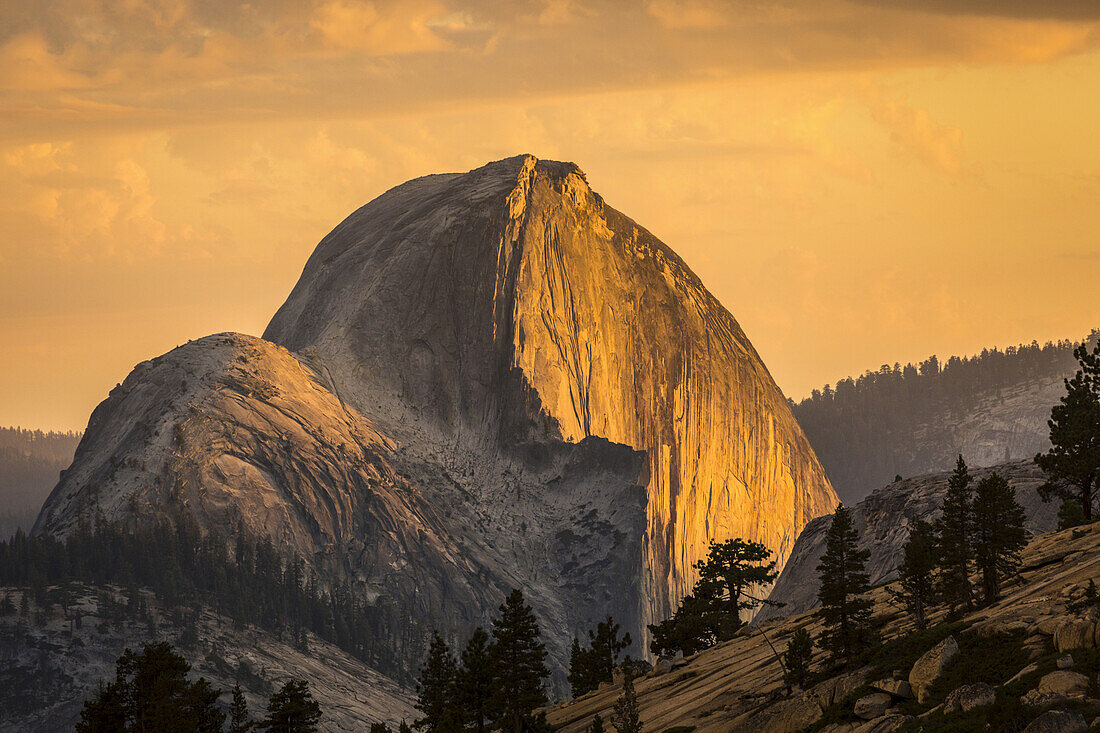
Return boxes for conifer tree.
[370,725,390,733]
[457,626,496,733]
[648,538,779,656]
[229,682,254,733]
[891,518,937,629]
[972,472,1028,605]
[934,456,975,611]
[415,631,458,733]
[610,671,642,733]
[784,627,814,687]
[490,589,550,733]
[815,504,873,663]
[76,641,224,733]
[568,636,590,698]
[398,722,413,733]
[1036,340,1100,521]
[1058,498,1087,530]
[261,679,321,733]
[589,713,606,733]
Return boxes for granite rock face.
[35,155,836,679]
[264,155,837,625]
[34,333,649,680]
[759,460,1059,622]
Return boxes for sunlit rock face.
[34,333,649,681]
[265,154,838,627]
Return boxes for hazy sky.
[2,0,1100,430]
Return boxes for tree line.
[415,589,641,733]
[792,332,1096,499]
[76,641,323,732]
[0,514,422,681]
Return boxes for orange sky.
[2,0,1100,431]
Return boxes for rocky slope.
[758,459,1060,623]
[33,332,647,680]
[264,154,837,625]
[0,584,416,731]
[543,520,1100,732]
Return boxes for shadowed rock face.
[264,154,838,626]
[34,155,835,681]
[34,333,649,682]
[758,459,1060,623]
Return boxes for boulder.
[1037,671,1090,700]
[1036,616,1065,635]
[1022,710,1087,733]
[909,635,959,703]
[853,692,892,720]
[942,682,996,713]
[854,716,914,733]
[809,671,867,709]
[1055,618,1096,651]
[653,658,673,676]
[870,678,913,699]
[1058,654,1075,669]
[759,694,824,732]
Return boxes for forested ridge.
[0,427,81,540]
[793,331,1098,503]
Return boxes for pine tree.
[370,725,390,733]
[229,682,254,733]
[261,679,321,733]
[648,537,779,656]
[76,641,225,733]
[972,472,1029,605]
[415,631,458,732]
[490,589,550,733]
[934,456,975,612]
[589,713,606,733]
[1036,340,1100,521]
[456,627,496,733]
[398,722,413,733]
[891,518,937,629]
[610,671,642,733]
[815,504,874,663]
[784,627,814,687]
[570,617,632,697]
[1058,498,1087,530]
[568,636,590,698]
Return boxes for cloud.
[855,0,1100,21]
[869,98,966,175]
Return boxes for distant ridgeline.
[793,331,1099,505]
[0,427,81,540]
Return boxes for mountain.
[32,155,836,687]
[758,459,1059,623]
[263,155,836,627]
[543,520,1100,732]
[0,428,81,540]
[793,335,1093,504]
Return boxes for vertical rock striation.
[264,155,838,628]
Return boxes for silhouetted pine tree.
[934,456,975,612]
[891,518,937,629]
[648,538,779,656]
[589,713,606,733]
[229,682,254,733]
[569,616,632,697]
[973,472,1029,605]
[457,627,496,733]
[611,671,641,733]
[784,627,814,687]
[490,589,550,733]
[415,631,458,732]
[370,725,390,733]
[398,721,413,733]
[816,504,873,663]
[76,642,224,733]
[1036,340,1100,521]
[261,679,321,733]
